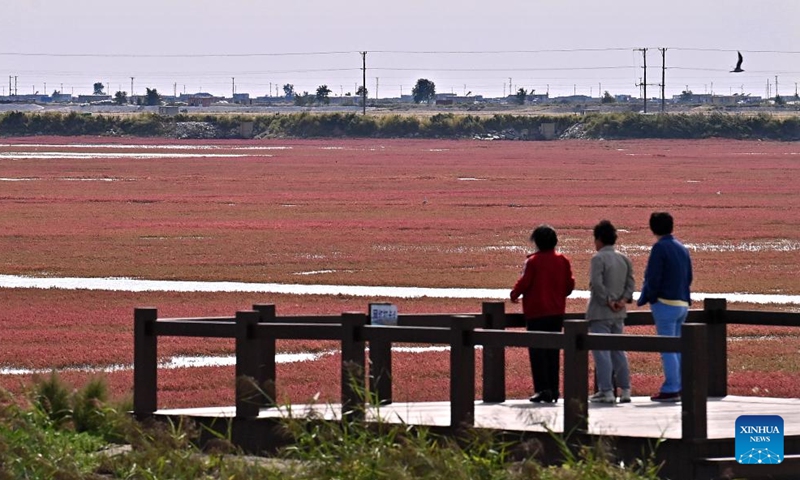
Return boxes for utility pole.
[7,76,10,96]
[269,82,272,97]
[509,77,512,95]
[659,47,667,113]
[361,51,367,115]
[636,48,648,113]
[130,77,134,99]
[775,75,779,99]
[232,77,235,97]
[573,84,576,96]
[44,82,47,95]
[599,82,602,98]
[61,83,63,93]
[14,76,18,96]
[375,77,379,100]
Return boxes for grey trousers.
[589,318,631,392]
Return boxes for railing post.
[681,323,708,441]
[450,315,476,429]
[563,320,589,435]
[481,302,506,403]
[253,304,277,407]
[341,312,367,421]
[368,306,392,405]
[703,298,727,397]
[133,307,158,418]
[235,310,261,418]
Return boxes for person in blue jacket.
[637,212,693,402]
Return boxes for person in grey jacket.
[587,220,635,403]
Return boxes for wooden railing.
[133,298,800,442]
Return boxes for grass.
[1,110,799,140]
[0,372,663,479]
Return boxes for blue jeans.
[651,302,689,394]
[590,318,631,392]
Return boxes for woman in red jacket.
[510,225,575,403]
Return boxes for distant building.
[76,94,112,104]
[615,94,633,102]
[673,93,713,104]
[187,93,218,107]
[232,93,250,104]
[554,95,595,103]
[51,93,73,103]
[158,106,180,116]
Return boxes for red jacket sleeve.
[564,256,575,297]
[510,257,534,300]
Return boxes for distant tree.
[114,91,128,105]
[294,91,312,106]
[774,95,785,106]
[412,78,436,104]
[680,90,693,101]
[145,88,161,106]
[515,88,528,105]
[52,90,60,97]
[356,85,368,98]
[316,85,332,104]
[283,84,295,99]
[93,82,105,95]
[601,91,616,104]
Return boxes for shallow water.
[0,152,273,160]
[0,274,797,305]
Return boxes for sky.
[1,0,798,99]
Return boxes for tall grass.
[1,373,664,479]
[2,110,797,140]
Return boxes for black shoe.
[529,391,555,403]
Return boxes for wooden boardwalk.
[156,395,800,441]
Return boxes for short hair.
[593,220,618,246]
[649,212,674,236]
[530,224,558,251]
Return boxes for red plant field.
[0,137,798,407]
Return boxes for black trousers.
[526,315,564,396]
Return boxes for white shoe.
[619,389,632,403]
[589,391,616,403]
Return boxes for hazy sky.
[1,0,798,98]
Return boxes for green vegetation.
[315,85,332,105]
[145,88,162,106]
[413,78,437,104]
[0,373,663,479]
[113,91,127,105]
[0,110,798,140]
[516,88,528,105]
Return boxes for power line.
[370,66,634,72]
[0,51,356,58]
[669,48,800,54]
[370,47,637,54]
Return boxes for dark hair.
[649,212,674,236]
[593,220,618,246]
[530,224,558,251]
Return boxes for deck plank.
[155,395,800,440]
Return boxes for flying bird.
[730,51,744,73]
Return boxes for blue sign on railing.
[370,303,398,326]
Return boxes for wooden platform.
[156,395,800,441]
